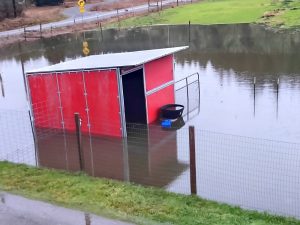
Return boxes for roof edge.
[26,46,189,75]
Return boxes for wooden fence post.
[189,126,197,195]
[74,113,84,171]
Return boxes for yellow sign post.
[78,0,85,13]
[83,41,90,56]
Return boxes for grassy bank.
[113,0,300,29]
[0,162,299,225]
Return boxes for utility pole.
[12,0,17,18]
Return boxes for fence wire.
[0,109,36,165]
[1,85,300,219]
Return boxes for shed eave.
[26,67,120,76]
[26,46,189,75]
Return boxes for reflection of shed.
[36,125,187,187]
[27,46,188,137]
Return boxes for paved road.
[0,192,134,225]
[0,0,180,38]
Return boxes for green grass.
[0,162,300,225]
[271,1,300,28]
[109,0,300,29]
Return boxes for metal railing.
[146,72,200,96]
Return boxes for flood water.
[1,24,300,219]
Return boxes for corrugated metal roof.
[27,46,188,74]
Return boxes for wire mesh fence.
[0,109,36,165]
[1,77,300,219]
[1,105,300,219]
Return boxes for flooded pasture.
[1,24,300,218]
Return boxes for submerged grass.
[109,0,300,29]
[0,161,300,225]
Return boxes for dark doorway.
[122,69,147,124]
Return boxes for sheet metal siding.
[81,70,121,137]
[28,70,122,137]
[58,71,87,132]
[146,85,175,123]
[145,55,175,123]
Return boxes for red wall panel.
[28,74,62,129]
[146,85,175,123]
[28,70,121,137]
[144,55,174,92]
[144,55,175,123]
[84,70,121,137]
[58,72,87,132]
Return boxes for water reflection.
[0,73,4,97]
[36,124,189,188]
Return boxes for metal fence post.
[12,0,17,18]
[277,78,280,99]
[189,126,197,195]
[186,77,190,120]
[100,22,103,40]
[188,20,191,43]
[74,113,84,171]
[24,27,26,41]
[253,77,256,116]
[276,78,280,118]
[39,23,42,38]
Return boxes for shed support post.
[28,110,39,166]
[116,69,127,137]
[122,137,130,182]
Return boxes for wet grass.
[0,161,300,225]
[267,0,300,28]
[109,0,300,29]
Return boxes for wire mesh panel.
[195,129,300,219]
[0,109,36,165]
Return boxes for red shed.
[26,46,188,137]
